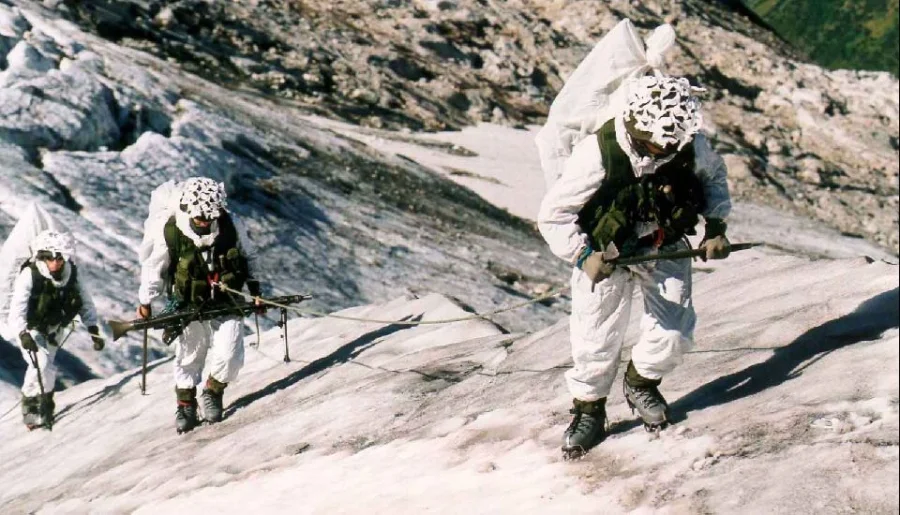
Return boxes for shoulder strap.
[163,216,178,251]
[163,216,181,282]
[27,262,45,298]
[595,119,635,187]
[66,263,79,292]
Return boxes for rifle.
[605,242,763,266]
[109,294,312,345]
[586,241,763,292]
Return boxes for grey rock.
[722,154,753,181]
[0,5,29,39]
[4,40,54,73]
[0,64,120,151]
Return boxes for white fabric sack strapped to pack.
[535,18,676,190]
[139,179,182,266]
[0,203,62,341]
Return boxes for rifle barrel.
[109,319,135,341]
[610,242,762,266]
[109,294,311,341]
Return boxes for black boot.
[200,376,226,424]
[562,398,607,459]
[623,361,669,431]
[39,392,55,428]
[21,395,43,429]
[175,387,199,434]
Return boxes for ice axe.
[25,348,52,431]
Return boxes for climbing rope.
[213,282,570,326]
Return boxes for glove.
[253,298,268,315]
[137,304,152,319]
[581,252,616,285]
[19,331,37,352]
[700,219,731,261]
[88,325,105,351]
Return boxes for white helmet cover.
[179,177,226,219]
[623,75,703,152]
[31,230,76,261]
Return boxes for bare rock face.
[678,22,899,252]
[0,14,121,153]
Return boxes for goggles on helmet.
[36,250,65,262]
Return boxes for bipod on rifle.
[140,327,149,395]
[253,310,261,349]
[277,307,291,363]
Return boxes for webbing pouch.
[189,279,211,304]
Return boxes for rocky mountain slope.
[0,3,897,512]
[49,0,900,254]
[0,0,571,384]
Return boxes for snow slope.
[0,2,897,513]
[0,247,896,513]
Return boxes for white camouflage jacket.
[538,120,732,265]
[7,261,99,337]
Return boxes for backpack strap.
[163,216,180,290]
[27,261,45,299]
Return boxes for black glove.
[88,325,105,351]
[699,218,731,261]
[19,331,37,352]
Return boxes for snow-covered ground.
[1,2,898,513]
[1,247,897,513]
[2,73,898,515]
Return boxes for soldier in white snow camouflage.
[138,177,264,434]
[538,75,732,458]
[7,230,104,430]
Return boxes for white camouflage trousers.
[19,328,62,397]
[566,243,696,401]
[173,316,244,389]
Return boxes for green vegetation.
[744,0,899,76]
